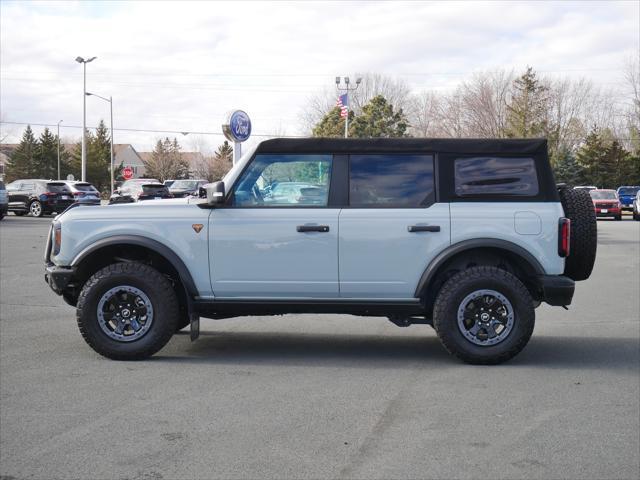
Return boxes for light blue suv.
[45,138,597,364]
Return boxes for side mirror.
[206,181,226,206]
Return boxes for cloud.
[1,0,637,148]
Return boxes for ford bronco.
[45,138,597,364]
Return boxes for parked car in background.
[262,181,327,205]
[633,190,640,221]
[163,179,176,188]
[5,179,75,217]
[574,185,598,192]
[0,180,8,220]
[589,189,622,220]
[169,179,208,198]
[109,181,171,204]
[616,186,640,211]
[63,181,101,206]
[109,178,159,204]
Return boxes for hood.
[55,196,202,221]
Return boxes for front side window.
[454,157,539,197]
[233,154,332,207]
[349,154,434,207]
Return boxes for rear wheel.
[433,266,535,365]
[558,188,597,281]
[76,262,178,360]
[29,200,43,217]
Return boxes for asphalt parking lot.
[1,214,639,480]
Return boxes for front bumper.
[595,208,621,216]
[536,275,575,306]
[44,264,75,295]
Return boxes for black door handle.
[297,225,330,233]
[408,225,440,233]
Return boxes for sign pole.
[234,142,241,165]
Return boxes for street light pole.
[336,76,362,138]
[86,91,114,195]
[75,56,97,182]
[57,120,63,180]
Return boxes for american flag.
[336,94,348,118]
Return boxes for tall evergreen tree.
[553,148,584,186]
[576,129,608,187]
[312,107,354,137]
[505,67,549,138]
[349,95,409,138]
[34,128,59,179]
[5,125,38,181]
[67,121,119,192]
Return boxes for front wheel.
[29,200,43,217]
[76,262,179,360]
[433,266,535,365]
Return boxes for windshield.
[590,190,617,200]
[170,180,199,190]
[617,187,640,196]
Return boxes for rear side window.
[349,154,434,207]
[454,157,539,197]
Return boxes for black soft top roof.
[256,137,548,156]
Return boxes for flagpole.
[344,91,349,138]
[336,76,361,139]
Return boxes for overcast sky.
[1,0,638,152]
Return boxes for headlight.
[53,223,62,255]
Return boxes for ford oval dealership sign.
[223,110,252,143]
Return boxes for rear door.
[209,153,339,298]
[339,154,450,299]
[6,181,24,209]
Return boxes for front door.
[210,153,339,298]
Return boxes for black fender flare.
[414,238,545,298]
[71,235,198,297]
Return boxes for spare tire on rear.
[559,187,597,281]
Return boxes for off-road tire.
[433,266,535,365]
[558,188,597,281]
[76,262,178,360]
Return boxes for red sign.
[122,166,134,180]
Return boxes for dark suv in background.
[5,180,76,217]
[168,179,208,198]
[0,180,8,220]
